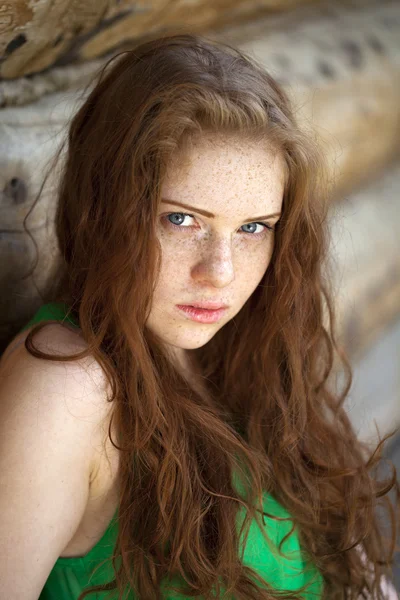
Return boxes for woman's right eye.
[163,212,196,231]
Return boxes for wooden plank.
[326,161,400,362]
[0,0,318,80]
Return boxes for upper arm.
[0,325,111,600]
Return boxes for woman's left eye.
[163,212,274,236]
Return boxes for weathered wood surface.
[0,0,317,80]
[1,84,399,360]
[0,96,67,350]
[327,161,400,363]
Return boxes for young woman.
[0,34,398,600]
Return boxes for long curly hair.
[23,33,399,599]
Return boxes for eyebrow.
[161,199,281,222]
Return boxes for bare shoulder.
[0,322,114,460]
[0,322,117,598]
[2,321,102,378]
[1,321,110,396]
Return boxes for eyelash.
[162,212,275,237]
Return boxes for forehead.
[167,132,283,173]
[162,133,286,211]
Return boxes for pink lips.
[176,304,228,323]
[183,301,229,310]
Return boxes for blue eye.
[163,212,274,237]
[241,222,274,235]
[166,213,194,228]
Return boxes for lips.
[176,304,228,323]
[182,302,229,310]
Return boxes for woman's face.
[146,133,285,367]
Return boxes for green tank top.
[18,302,324,599]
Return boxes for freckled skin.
[145,132,285,374]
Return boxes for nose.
[191,239,235,288]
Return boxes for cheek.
[158,234,198,269]
[235,243,274,297]
[238,238,274,268]
[154,243,194,293]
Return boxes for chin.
[168,331,217,350]
[173,338,212,350]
